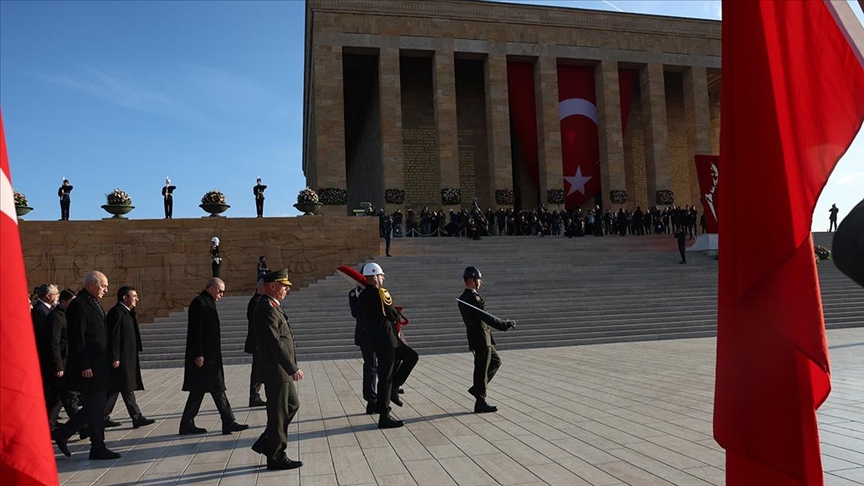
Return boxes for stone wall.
[20,216,378,323]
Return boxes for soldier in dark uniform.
[245,280,266,407]
[356,262,418,429]
[58,178,73,220]
[349,282,377,414]
[254,177,267,218]
[250,269,304,470]
[104,286,155,428]
[179,278,249,435]
[162,178,176,219]
[210,237,222,278]
[457,267,514,413]
[829,203,840,232]
[675,230,688,264]
[52,271,121,460]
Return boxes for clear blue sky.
[1,0,862,228]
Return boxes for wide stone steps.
[139,232,864,368]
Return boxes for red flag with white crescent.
[0,110,59,484]
[557,65,598,209]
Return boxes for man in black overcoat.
[104,286,155,428]
[31,284,59,419]
[356,262,418,429]
[245,280,266,407]
[44,289,82,433]
[52,271,121,460]
[250,269,304,470]
[457,267,515,413]
[179,278,248,435]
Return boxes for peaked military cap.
[262,268,292,286]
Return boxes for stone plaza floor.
[55,328,863,485]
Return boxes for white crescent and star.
[0,168,18,226]
[559,97,599,196]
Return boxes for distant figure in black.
[675,231,688,264]
[829,203,839,232]
[257,256,270,280]
[254,177,267,218]
[162,178,176,219]
[58,178,73,220]
[210,237,222,278]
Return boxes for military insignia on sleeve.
[379,288,393,315]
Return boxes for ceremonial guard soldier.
[58,178,73,220]
[162,178,176,219]
[254,177,267,217]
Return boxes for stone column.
[639,63,671,207]
[434,42,460,207]
[683,65,712,207]
[595,60,626,210]
[484,50,513,209]
[380,47,404,213]
[535,56,563,208]
[312,44,347,216]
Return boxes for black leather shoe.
[133,417,156,428]
[53,431,71,457]
[390,394,403,407]
[248,398,267,407]
[378,416,404,429]
[474,400,498,414]
[267,458,303,470]
[89,447,121,460]
[104,419,122,428]
[178,425,207,435]
[222,422,249,435]
[365,401,377,415]
[397,388,405,394]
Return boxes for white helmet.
[361,262,384,276]
[211,236,220,245]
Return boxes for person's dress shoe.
[248,398,267,407]
[89,447,121,460]
[390,394,403,407]
[179,425,207,435]
[378,415,404,429]
[267,457,303,470]
[53,431,71,457]
[133,417,156,428]
[680,261,686,264]
[397,388,404,394]
[104,419,122,428]
[474,400,498,414]
[365,401,378,414]
[222,422,249,435]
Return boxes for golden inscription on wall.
[403,126,438,208]
[458,128,477,204]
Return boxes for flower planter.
[15,206,33,218]
[101,204,134,219]
[294,202,323,215]
[200,203,230,217]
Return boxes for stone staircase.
[139,232,863,368]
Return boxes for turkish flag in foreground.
[0,110,59,485]
[715,1,864,485]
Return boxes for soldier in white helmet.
[356,262,418,429]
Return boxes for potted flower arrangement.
[385,188,405,205]
[656,189,675,206]
[495,188,514,205]
[200,189,230,217]
[815,245,831,265]
[13,190,33,218]
[610,189,627,204]
[318,187,347,205]
[441,187,461,205]
[102,188,135,218]
[294,187,322,215]
[546,188,566,205]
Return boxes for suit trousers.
[358,341,377,402]
[56,390,107,450]
[256,199,264,217]
[180,390,236,427]
[249,352,263,401]
[253,380,299,461]
[104,390,142,421]
[44,377,81,427]
[471,346,502,399]
[375,340,418,413]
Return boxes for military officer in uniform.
[162,178,176,219]
[457,266,514,413]
[58,178,73,220]
[254,177,267,218]
[251,269,304,470]
[356,262,418,429]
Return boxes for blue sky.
[1,0,861,228]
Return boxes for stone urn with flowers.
[294,187,323,215]
[200,189,230,217]
[102,188,135,218]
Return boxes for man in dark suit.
[162,178,176,219]
[356,262,418,429]
[245,280,266,407]
[32,284,61,427]
[254,177,267,218]
[52,271,121,460]
[104,286,155,429]
[179,278,248,435]
[44,289,82,433]
[457,267,514,413]
[250,269,304,470]
[58,178,73,220]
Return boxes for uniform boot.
[474,399,498,414]
[378,413,404,429]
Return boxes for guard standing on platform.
[254,177,267,218]
[58,178,73,220]
[251,269,304,470]
[162,178,176,219]
[457,267,514,413]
